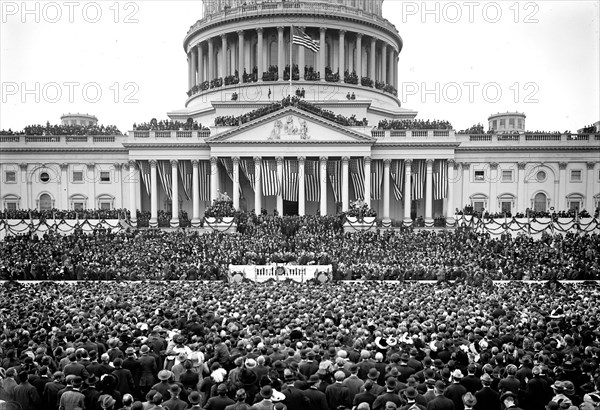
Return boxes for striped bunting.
[305,160,320,202]
[220,158,243,197]
[370,160,383,200]
[283,160,299,201]
[390,160,404,201]
[349,158,365,201]
[433,159,448,200]
[178,160,193,200]
[239,159,256,192]
[411,159,426,200]
[327,160,342,203]
[261,159,280,196]
[157,160,172,200]
[198,161,210,202]
[137,160,151,195]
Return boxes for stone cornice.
[455,146,600,152]
[122,143,209,149]
[375,142,460,148]
[1,148,128,153]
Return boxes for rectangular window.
[499,119,505,128]
[509,118,515,127]
[474,170,485,181]
[100,202,111,210]
[473,201,485,213]
[502,170,513,182]
[568,200,581,211]
[74,202,84,211]
[5,171,16,183]
[6,202,17,211]
[73,171,84,182]
[570,170,582,182]
[501,202,512,213]
[492,120,497,129]
[518,119,523,129]
[100,171,110,182]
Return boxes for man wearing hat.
[425,381,454,410]
[112,357,135,398]
[249,385,275,410]
[353,380,377,410]
[326,371,351,410]
[151,370,173,398]
[162,384,187,410]
[462,392,477,410]
[400,386,426,410]
[43,371,65,410]
[99,393,117,409]
[342,364,364,403]
[205,383,235,410]
[524,366,552,410]
[281,369,310,410]
[14,371,40,410]
[224,389,251,410]
[303,374,328,410]
[188,391,202,410]
[444,370,467,410]
[422,377,437,403]
[299,351,319,379]
[138,344,157,398]
[397,353,417,383]
[474,373,500,410]
[460,365,481,394]
[82,374,101,410]
[364,368,385,396]
[58,376,85,410]
[373,378,403,410]
[500,391,523,410]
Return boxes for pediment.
[207,107,374,144]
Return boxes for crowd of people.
[1,214,598,281]
[376,120,453,131]
[0,209,130,221]
[0,123,122,136]
[0,280,599,410]
[132,119,208,132]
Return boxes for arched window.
[269,40,277,67]
[70,194,88,211]
[2,194,20,211]
[97,194,115,210]
[39,193,53,211]
[497,193,516,215]
[470,194,488,214]
[534,192,547,212]
[566,193,584,211]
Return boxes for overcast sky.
[1,0,598,133]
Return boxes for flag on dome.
[292,26,320,53]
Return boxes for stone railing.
[371,129,455,138]
[458,133,600,144]
[1,135,123,146]
[130,130,211,140]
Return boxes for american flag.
[327,160,342,203]
[261,159,280,196]
[371,160,383,200]
[239,159,256,192]
[198,161,210,201]
[157,160,172,200]
[220,158,243,197]
[411,159,426,200]
[137,160,151,195]
[349,158,365,201]
[292,26,320,53]
[305,160,320,202]
[283,160,299,201]
[178,160,193,200]
[390,160,404,201]
[433,159,448,200]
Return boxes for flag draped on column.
[178,160,193,200]
[240,159,256,192]
[411,159,426,200]
[305,160,320,202]
[390,160,404,201]
[371,160,383,200]
[261,159,280,196]
[327,160,342,203]
[157,160,172,200]
[433,159,448,200]
[220,158,243,197]
[349,158,365,201]
[137,160,151,195]
[283,160,299,201]
[198,161,211,201]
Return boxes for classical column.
[87,163,96,210]
[355,33,363,84]
[257,28,264,82]
[220,34,228,78]
[558,162,567,211]
[425,159,434,222]
[191,47,198,87]
[198,44,204,84]
[403,159,412,223]
[342,157,349,211]
[320,156,328,215]
[446,159,455,223]
[254,156,262,215]
[517,162,526,212]
[276,156,284,216]
[489,162,499,213]
[149,160,158,227]
[59,163,68,209]
[364,157,371,204]
[277,26,284,81]
[19,163,29,208]
[191,160,200,227]
[233,157,240,210]
[381,43,387,83]
[298,157,306,216]
[187,54,192,90]
[128,161,138,224]
[207,38,215,82]
[298,27,305,80]
[394,50,399,90]
[170,160,179,227]
[370,37,376,81]
[117,163,125,208]
[383,159,391,219]
[586,162,596,212]
[462,163,471,208]
[237,31,244,78]
[338,29,346,77]
[210,156,219,203]
[319,27,326,82]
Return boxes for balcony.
[371,129,455,139]
[0,135,123,147]
[456,133,600,146]
[129,130,211,140]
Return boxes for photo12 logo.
[400,1,540,24]
[1,1,139,24]
[400,82,539,104]
[1,82,140,104]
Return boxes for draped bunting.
[390,160,404,201]
[157,161,172,200]
[433,159,448,200]
[240,159,256,192]
[178,160,193,200]
[220,158,243,197]
[137,160,151,195]
[283,160,299,201]
[371,160,383,200]
[305,160,320,202]
[261,159,280,196]
[327,160,342,203]
[411,159,426,200]
[198,161,211,201]
[349,158,365,201]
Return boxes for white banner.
[228,264,332,283]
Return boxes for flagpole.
[289,24,293,97]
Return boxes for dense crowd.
[457,124,486,135]
[1,214,598,282]
[0,280,599,410]
[133,119,208,131]
[580,125,598,133]
[0,209,130,221]
[376,120,453,131]
[0,123,122,136]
